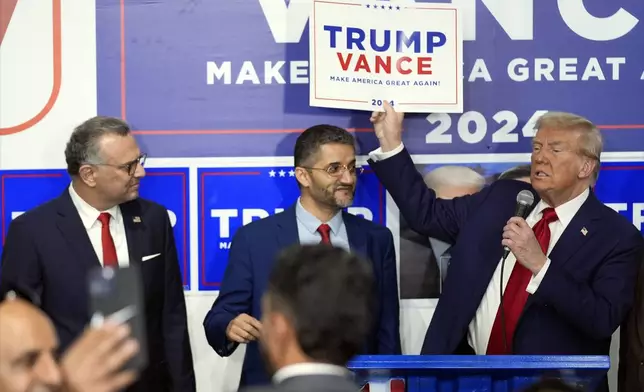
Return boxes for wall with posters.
[0,1,643,392]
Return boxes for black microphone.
[499,189,535,353]
[502,190,535,260]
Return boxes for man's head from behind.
[423,166,485,199]
[293,125,360,209]
[498,164,532,184]
[531,112,602,206]
[0,296,61,392]
[65,116,146,209]
[259,244,375,375]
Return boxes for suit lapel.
[55,190,101,269]
[276,206,300,249]
[343,212,368,258]
[544,192,602,269]
[521,190,602,317]
[120,201,145,265]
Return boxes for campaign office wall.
[0,1,642,391]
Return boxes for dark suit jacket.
[0,190,195,392]
[369,148,643,359]
[203,205,401,388]
[618,253,644,392]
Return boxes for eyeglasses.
[301,163,364,177]
[89,153,147,176]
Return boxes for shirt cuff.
[368,143,405,162]
[526,258,551,294]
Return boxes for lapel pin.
[581,227,588,236]
[133,216,141,223]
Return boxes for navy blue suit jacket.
[203,205,401,388]
[0,190,195,392]
[369,148,643,357]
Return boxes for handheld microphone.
[499,189,535,353]
[502,190,535,260]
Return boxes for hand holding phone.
[87,264,148,372]
[60,322,139,392]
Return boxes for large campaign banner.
[0,168,191,289]
[596,163,644,231]
[197,166,386,291]
[3,1,644,390]
[95,0,644,158]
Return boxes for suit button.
[639,361,644,366]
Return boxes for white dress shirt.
[68,184,130,267]
[272,363,350,384]
[369,143,589,354]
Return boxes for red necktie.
[318,223,332,245]
[98,212,118,268]
[486,207,559,354]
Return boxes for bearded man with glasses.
[0,116,196,392]
[204,124,401,389]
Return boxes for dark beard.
[313,183,355,209]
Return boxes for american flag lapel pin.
[133,216,141,223]
[581,227,588,236]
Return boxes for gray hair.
[423,166,486,191]
[64,116,131,175]
[534,112,603,183]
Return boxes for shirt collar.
[68,183,121,229]
[272,363,350,384]
[532,187,589,228]
[295,197,344,235]
[429,237,451,257]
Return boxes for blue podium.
[347,355,610,392]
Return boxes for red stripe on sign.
[0,0,18,46]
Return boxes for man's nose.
[340,169,355,184]
[34,354,62,389]
[532,150,548,164]
[134,164,146,178]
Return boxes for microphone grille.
[516,190,535,206]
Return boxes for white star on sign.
[269,170,276,177]
[288,170,295,177]
[278,170,286,177]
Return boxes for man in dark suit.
[240,244,373,392]
[203,125,401,389]
[366,103,643,391]
[0,116,195,392]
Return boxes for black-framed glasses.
[301,163,364,178]
[90,153,147,176]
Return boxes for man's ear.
[295,167,311,188]
[578,158,595,180]
[78,165,97,188]
[271,311,294,340]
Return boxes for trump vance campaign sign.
[309,0,463,113]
